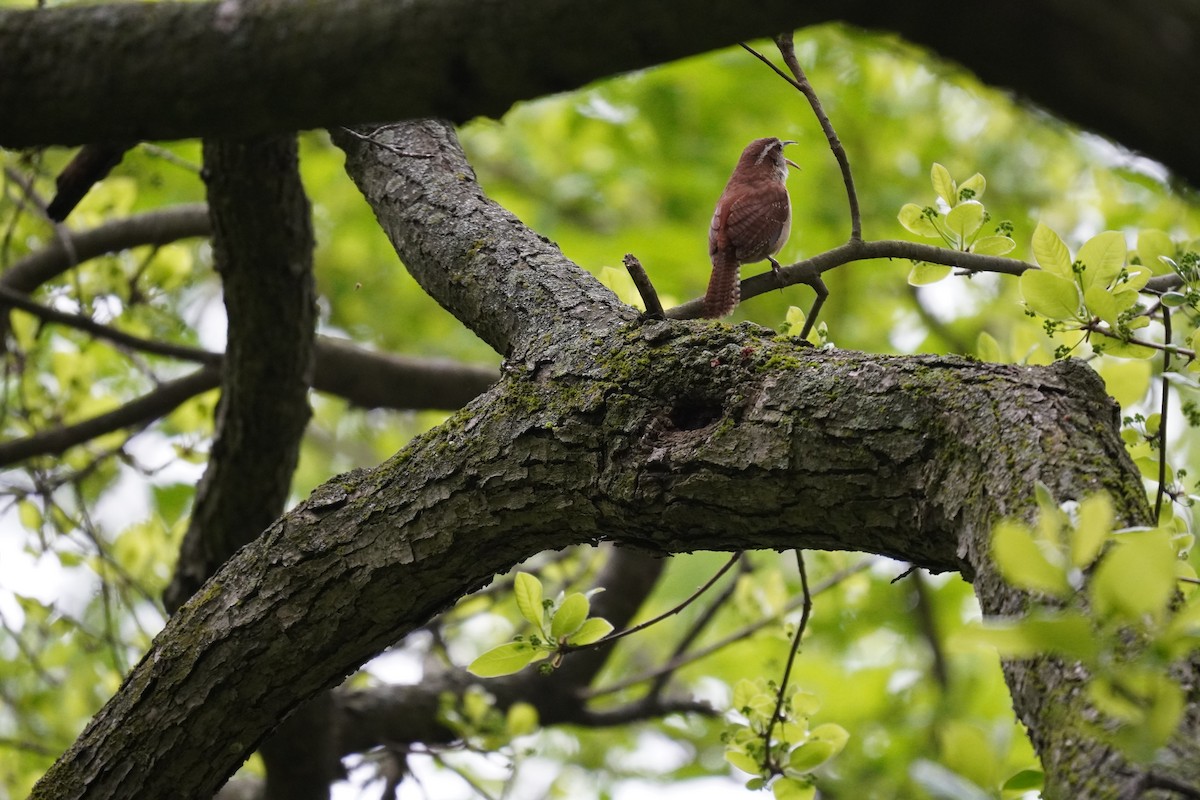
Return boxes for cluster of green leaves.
[467,572,614,677]
[971,487,1198,762]
[722,677,849,800]
[437,685,539,751]
[1018,225,1165,359]
[899,163,1016,284]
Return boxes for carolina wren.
[703,137,798,317]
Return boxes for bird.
[703,137,798,318]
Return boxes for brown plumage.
[703,137,796,318]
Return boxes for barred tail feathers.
[703,249,741,318]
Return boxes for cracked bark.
[28,121,1194,800]
[165,136,326,799]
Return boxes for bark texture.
[3,1,1199,186]
[29,121,1191,800]
[165,137,315,611]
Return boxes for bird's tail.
[703,250,740,318]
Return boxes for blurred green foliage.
[3,22,1200,800]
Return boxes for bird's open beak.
[781,141,800,170]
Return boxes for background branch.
[0,366,220,466]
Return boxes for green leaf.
[964,613,1096,660]
[1083,284,1120,327]
[514,572,544,629]
[971,235,1015,256]
[1109,287,1141,314]
[809,723,850,755]
[958,172,986,201]
[975,331,1003,363]
[899,203,939,237]
[1071,493,1112,568]
[725,748,762,776]
[1167,593,1200,633]
[1123,265,1152,291]
[1161,291,1188,307]
[1097,358,1152,407]
[568,616,614,645]
[992,520,1070,596]
[732,678,758,712]
[468,641,538,677]
[1090,530,1177,622]
[773,777,816,800]
[931,163,956,207]
[908,262,952,285]
[1020,269,1081,321]
[1137,229,1175,275]
[789,690,821,716]
[1143,677,1185,756]
[944,201,985,245]
[787,739,836,772]
[1102,338,1157,359]
[1001,770,1044,792]
[1032,223,1072,276]
[17,500,42,530]
[550,592,589,639]
[505,701,539,736]
[1077,231,1127,289]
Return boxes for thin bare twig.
[763,550,813,773]
[622,253,665,319]
[1155,308,1172,522]
[667,237,1029,320]
[646,554,749,700]
[0,285,218,364]
[565,552,742,651]
[337,126,435,159]
[771,34,862,243]
[581,558,873,699]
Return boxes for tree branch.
[0,330,496,468]
[0,204,211,293]
[0,366,221,466]
[0,284,219,364]
[332,121,636,360]
[667,237,1030,319]
[26,106,1176,800]
[164,136,315,609]
[0,0,805,148]
[5,2,1200,190]
[28,325,1158,800]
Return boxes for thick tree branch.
[165,136,315,608]
[29,119,1178,799]
[163,136,321,798]
[28,327,1161,800]
[0,0,804,148]
[4,2,1200,188]
[332,121,636,360]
